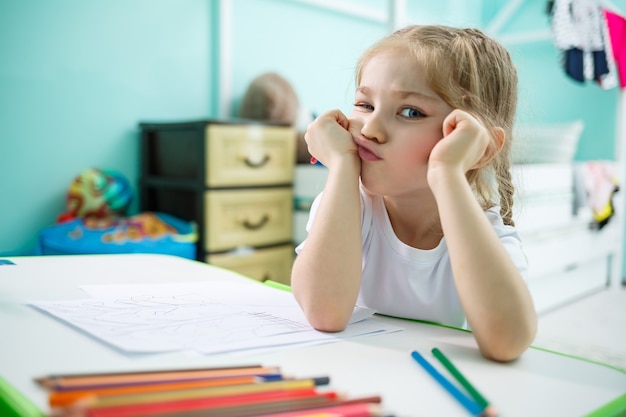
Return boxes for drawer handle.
[242,214,270,230]
[244,155,270,168]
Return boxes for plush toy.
[238,72,314,164]
[57,168,133,223]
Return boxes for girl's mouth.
[358,145,382,162]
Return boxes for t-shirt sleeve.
[486,208,529,280]
[294,192,323,255]
[295,187,370,256]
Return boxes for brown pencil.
[37,365,279,390]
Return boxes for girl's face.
[349,49,453,198]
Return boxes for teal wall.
[1,0,624,262]
[0,0,215,255]
[229,0,387,117]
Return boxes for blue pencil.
[410,350,483,416]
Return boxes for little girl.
[291,25,537,362]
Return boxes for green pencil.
[431,348,498,417]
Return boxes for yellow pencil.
[87,377,329,408]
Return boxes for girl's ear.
[473,127,505,169]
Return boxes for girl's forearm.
[430,167,537,361]
[291,158,362,332]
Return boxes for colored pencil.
[83,392,383,417]
[431,349,499,417]
[431,348,488,407]
[85,388,330,417]
[253,402,383,417]
[37,365,279,390]
[410,350,483,416]
[49,374,282,407]
[40,365,389,417]
[156,394,382,417]
[86,377,330,408]
[160,392,341,417]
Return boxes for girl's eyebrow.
[356,86,439,102]
[396,89,439,102]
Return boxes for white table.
[1,254,625,417]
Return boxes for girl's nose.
[360,114,387,144]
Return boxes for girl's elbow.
[480,343,528,362]
[480,321,537,362]
[291,286,352,332]
[310,317,348,333]
[301,305,350,333]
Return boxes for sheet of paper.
[30,281,401,355]
[80,281,376,325]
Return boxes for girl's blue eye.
[354,103,374,111]
[400,108,423,118]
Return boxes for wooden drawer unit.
[205,188,293,252]
[143,122,294,185]
[139,119,296,284]
[205,125,295,187]
[206,245,294,284]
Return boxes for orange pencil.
[49,374,278,407]
[84,377,329,408]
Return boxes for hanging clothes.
[549,0,618,88]
[603,9,626,88]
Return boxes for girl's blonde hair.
[356,25,518,226]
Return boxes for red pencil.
[167,392,341,417]
[84,389,329,417]
[116,394,381,417]
[253,402,383,417]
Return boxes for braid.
[497,159,516,226]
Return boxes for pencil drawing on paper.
[30,281,398,355]
[32,292,312,354]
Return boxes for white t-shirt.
[295,186,528,329]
